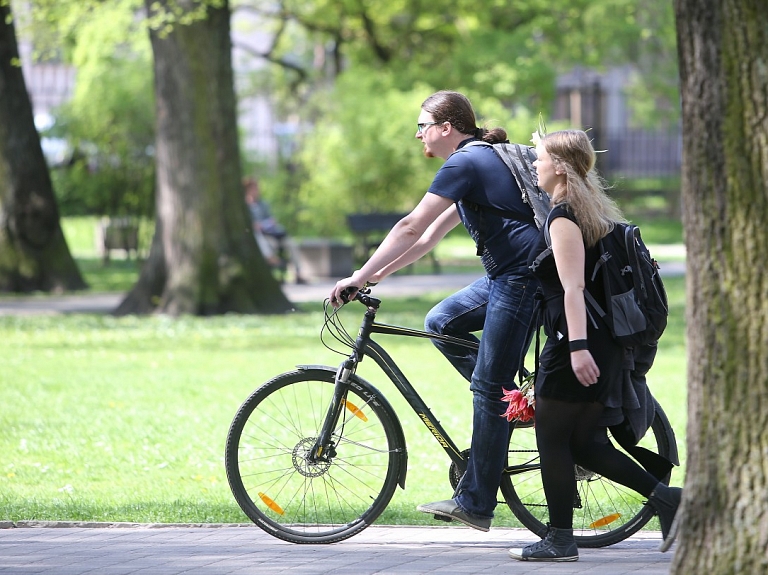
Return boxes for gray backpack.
[461,141,551,254]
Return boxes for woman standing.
[508,130,681,562]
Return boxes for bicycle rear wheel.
[500,405,674,548]
[225,368,405,544]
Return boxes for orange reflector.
[345,400,368,421]
[259,492,285,515]
[589,513,621,528]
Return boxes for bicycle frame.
[311,292,481,482]
[310,289,678,494]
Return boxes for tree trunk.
[673,0,768,572]
[0,3,86,293]
[117,0,291,315]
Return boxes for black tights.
[535,396,660,529]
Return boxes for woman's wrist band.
[569,339,589,352]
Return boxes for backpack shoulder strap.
[585,234,610,325]
[543,207,554,247]
[528,209,558,272]
[625,224,647,298]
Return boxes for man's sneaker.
[416,499,491,532]
[648,483,682,552]
[509,526,578,562]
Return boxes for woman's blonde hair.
[541,130,626,247]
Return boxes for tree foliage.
[15,0,156,217]
[18,0,680,229]
[235,0,677,104]
[235,0,679,234]
[57,2,155,216]
[292,68,542,236]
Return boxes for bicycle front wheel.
[500,405,674,548]
[225,368,405,544]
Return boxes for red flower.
[501,381,535,423]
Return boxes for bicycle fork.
[310,358,357,462]
[311,304,377,462]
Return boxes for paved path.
[0,523,673,574]
[0,262,685,316]
[0,273,476,315]
[0,273,488,315]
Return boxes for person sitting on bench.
[244,177,306,283]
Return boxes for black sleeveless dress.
[527,204,624,404]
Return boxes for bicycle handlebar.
[340,281,378,302]
[340,285,381,309]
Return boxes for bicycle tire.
[225,368,405,544]
[500,404,673,548]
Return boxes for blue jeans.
[424,274,538,518]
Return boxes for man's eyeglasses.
[417,121,439,134]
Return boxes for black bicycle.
[225,285,679,545]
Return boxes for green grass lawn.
[0,276,687,527]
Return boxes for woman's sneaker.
[508,526,578,562]
[648,483,682,552]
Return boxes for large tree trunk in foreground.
[672,0,768,572]
[117,0,291,315]
[0,3,86,293]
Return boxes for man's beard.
[423,147,435,159]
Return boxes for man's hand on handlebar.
[329,273,380,308]
[329,275,363,308]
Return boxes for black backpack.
[536,213,669,347]
[460,142,551,255]
[583,223,669,347]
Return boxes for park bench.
[346,212,440,274]
[95,216,139,264]
[295,239,353,280]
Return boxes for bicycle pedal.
[433,514,453,523]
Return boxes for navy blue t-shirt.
[428,139,539,278]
